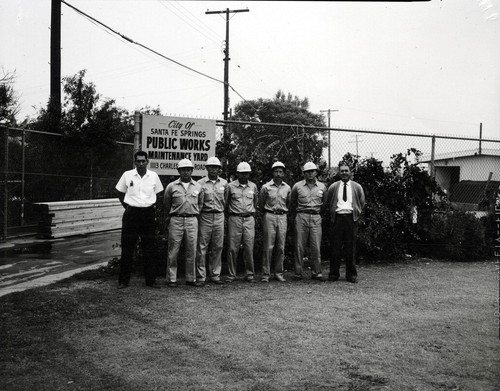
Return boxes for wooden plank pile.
[33,199,123,238]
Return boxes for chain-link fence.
[0,126,134,238]
[1,122,499,242]
[322,126,500,210]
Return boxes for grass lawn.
[1,259,499,391]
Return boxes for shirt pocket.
[142,183,155,198]
[172,193,184,208]
[190,190,200,202]
[204,191,214,202]
[298,192,309,205]
[215,188,225,198]
[128,184,138,196]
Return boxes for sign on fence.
[141,114,216,176]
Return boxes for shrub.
[426,211,490,261]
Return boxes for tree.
[0,69,20,126]
[219,91,326,186]
[30,70,133,201]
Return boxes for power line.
[158,0,221,46]
[61,0,223,84]
[60,1,253,111]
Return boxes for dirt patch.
[1,260,499,391]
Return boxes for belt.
[336,212,353,215]
[297,210,320,215]
[229,213,254,217]
[201,210,223,214]
[170,214,197,218]
[127,205,154,210]
[265,210,287,215]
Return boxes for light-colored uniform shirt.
[164,179,203,215]
[198,177,228,213]
[336,180,353,214]
[115,169,164,207]
[226,180,258,214]
[290,180,327,213]
[259,180,291,212]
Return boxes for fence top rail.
[217,120,500,143]
[2,123,497,144]
[0,125,134,145]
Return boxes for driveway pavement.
[0,231,121,297]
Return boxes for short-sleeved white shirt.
[115,169,164,207]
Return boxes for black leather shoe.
[346,277,358,283]
[146,282,161,289]
[167,281,178,288]
[186,281,204,287]
[328,276,339,282]
[117,283,128,289]
[212,280,225,285]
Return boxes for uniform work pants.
[261,213,287,279]
[329,214,358,280]
[227,215,255,280]
[119,206,157,286]
[167,216,198,283]
[294,213,322,278]
[196,212,225,282]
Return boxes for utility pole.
[320,109,338,168]
[50,0,61,129]
[206,7,249,137]
[348,134,363,157]
[479,122,483,155]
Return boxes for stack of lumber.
[34,199,123,238]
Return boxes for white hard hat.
[272,161,285,170]
[206,157,222,167]
[236,162,252,173]
[177,158,194,169]
[302,162,318,172]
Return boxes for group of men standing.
[115,151,365,289]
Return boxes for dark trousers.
[119,206,157,285]
[329,214,358,279]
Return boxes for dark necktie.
[343,182,347,202]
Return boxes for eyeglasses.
[135,160,148,164]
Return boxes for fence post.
[3,128,9,240]
[89,150,93,200]
[430,135,436,179]
[133,111,141,164]
[21,129,26,225]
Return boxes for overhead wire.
[60,0,254,107]
[158,0,221,46]
[61,0,223,85]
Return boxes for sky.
[1,0,500,146]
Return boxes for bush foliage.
[336,150,494,262]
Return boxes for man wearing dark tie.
[325,163,365,283]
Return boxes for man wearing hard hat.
[195,157,228,285]
[290,162,327,280]
[259,161,291,282]
[164,158,203,287]
[225,161,258,282]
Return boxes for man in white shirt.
[115,151,164,289]
[325,163,365,283]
